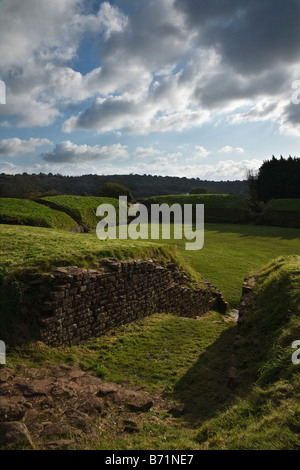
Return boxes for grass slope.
[38,195,124,231]
[196,255,300,450]
[0,198,78,231]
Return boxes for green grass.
[234,255,300,389]
[149,223,300,307]
[196,377,300,450]
[38,195,124,230]
[4,310,235,450]
[0,198,78,231]
[195,255,300,450]
[0,225,187,279]
[78,312,230,394]
[265,199,300,212]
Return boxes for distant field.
[38,195,124,231]
[0,198,78,231]
[142,194,248,224]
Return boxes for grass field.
[38,195,125,230]
[0,198,78,231]
[144,223,300,307]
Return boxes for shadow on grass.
[205,223,300,240]
[172,325,243,426]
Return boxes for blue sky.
[0,0,299,180]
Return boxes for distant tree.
[98,182,133,202]
[189,187,210,194]
[246,169,259,209]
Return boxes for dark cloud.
[195,68,290,108]
[41,141,129,163]
[282,101,300,125]
[72,97,137,131]
[175,0,300,74]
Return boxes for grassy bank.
[0,198,78,231]
[196,255,300,450]
[37,195,124,231]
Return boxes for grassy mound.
[37,195,125,231]
[0,198,78,231]
[0,225,195,278]
[142,194,248,224]
[196,255,300,449]
[259,199,300,228]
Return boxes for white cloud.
[134,147,162,159]
[192,146,210,158]
[0,137,52,157]
[218,145,245,154]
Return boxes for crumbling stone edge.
[20,258,228,347]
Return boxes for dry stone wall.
[23,259,227,347]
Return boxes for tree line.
[0,173,247,200]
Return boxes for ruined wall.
[23,259,227,347]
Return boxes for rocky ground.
[0,362,185,450]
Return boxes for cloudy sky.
[0,0,299,181]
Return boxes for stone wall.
[23,259,227,347]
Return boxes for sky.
[0,0,300,181]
